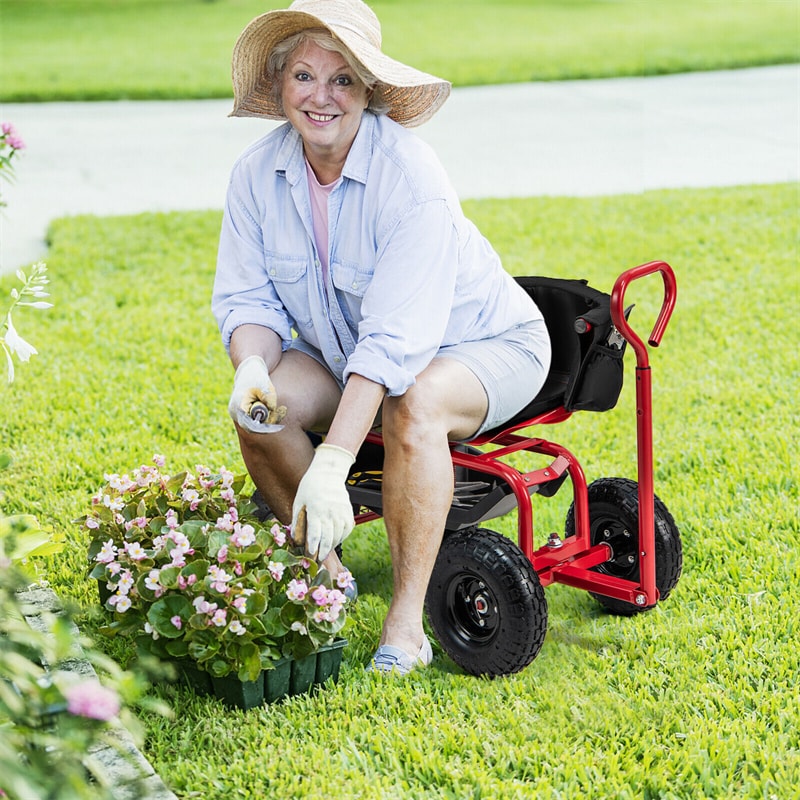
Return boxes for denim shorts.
[437,318,551,436]
[293,318,551,438]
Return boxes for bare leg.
[234,350,347,575]
[379,358,489,656]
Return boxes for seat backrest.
[502,277,627,425]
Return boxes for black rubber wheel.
[425,528,548,677]
[565,477,682,615]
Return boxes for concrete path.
[1,64,798,274]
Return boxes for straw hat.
[230,0,451,128]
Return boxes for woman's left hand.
[291,443,356,560]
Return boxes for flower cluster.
[82,456,353,682]
[0,121,25,207]
[2,261,52,384]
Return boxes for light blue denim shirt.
[212,112,543,396]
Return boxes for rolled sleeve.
[343,199,458,395]
[212,180,294,354]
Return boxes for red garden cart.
[346,260,682,676]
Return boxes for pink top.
[306,159,341,285]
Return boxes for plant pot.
[96,579,112,605]
[175,639,347,710]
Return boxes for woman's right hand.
[228,355,287,433]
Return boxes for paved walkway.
[1,64,798,274]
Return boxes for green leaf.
[245,592,267,617]
[262,607,289,638]
[157,566,181,589]
[236,643,261,683]
[147,595,192,638]
[165,639,190,657]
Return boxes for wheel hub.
[594,519,638,579]
[447,573,500,645]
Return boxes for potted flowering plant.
[80,456,352,708]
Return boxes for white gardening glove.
[291,443,356,561]
[228,355,287,434]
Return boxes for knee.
[383,386,446,451]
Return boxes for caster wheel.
[565,477,682,615]
[425,527,547,677]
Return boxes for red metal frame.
[354,261,677,607]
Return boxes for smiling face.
[281,40,370,182]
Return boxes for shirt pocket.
[330,259,373,329]
[265,253,312,329]
[331,260,373,297]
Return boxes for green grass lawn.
[2,0,798,102]
[1,182,798,798]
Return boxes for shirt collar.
[275,112,375,187]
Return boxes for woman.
[212,0,551,675]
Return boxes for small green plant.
[81,456,352,682]
[0,495,167,800]
[2,261,52,384]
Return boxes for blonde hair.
[267,28,390,115]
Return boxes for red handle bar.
[611,261,677,367]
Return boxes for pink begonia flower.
[124,541,147,560]
[169,531,191,549]
[85,517,100,530]
[170,615,183,630]
[187,573,197,586]
[177,575,187,590]
[215,513,235,533]
[112,594,131,613]
[105,473,134,493]
[153,454,166,468]
[327,589,346,607]
[336,569,355,591]
[64,680,120,722]
[165,510,179,530]
[208,565,232,584]
[95,540,118,564]
[221,487,235,503]
[144,570,161,591]
[1,122,15,135]
[102,494,124,512]
[233,561,243,576]
[230,522,255,548]
[211,609,227,627]
[268,561,285,581]
[311,585,329,606]
[117,571,134,594]
[232,596,247,613]
[181,488,200,510]
[286,579,309,601]
[144,621,160,640]
[270,524,287,547]
[217,545,228,564]
[193,596,217,614]
[291,621,308,635]
[312,609,328,624]
[107,562,121,576]
[301,558,311,570]
[228,620,246,636]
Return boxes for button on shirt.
[212,112,543,397]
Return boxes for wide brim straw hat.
[230,0,451,128]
